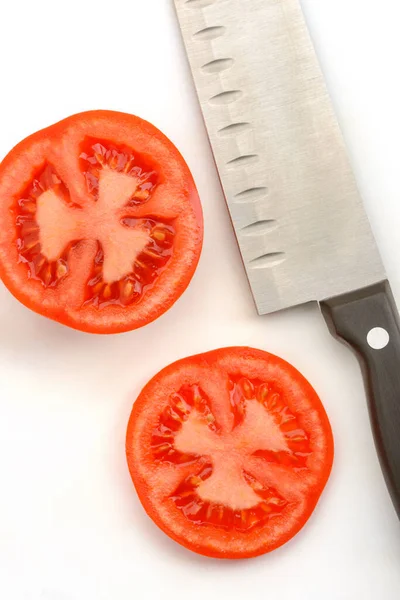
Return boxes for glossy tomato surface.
[0,111,203,333]
[126,347,334,559]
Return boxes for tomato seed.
[56,260,68,279]
[103,284,112,299]
[268,393,281,411]
[143,249,161,261]
[284,428,307,440]
[122,281,134,298]
[123,158,134,173]
[154,443,171,454]
[240,378,254,399]
[134,259,147,270]
[169,410,183,423]
[42,264,53,286]
[94,152,105,166]
[179,491,196,499]
[109,155,119,170]
[133,190,150,201]
[175,400,188,414]
[257,383,269,403]
[189,476,202,487]
[152,228,166,242]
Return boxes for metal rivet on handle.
[367,327,390,350]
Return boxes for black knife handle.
[320,280,400,518]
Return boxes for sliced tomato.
[126,347,334,559]
[0,111,202,333]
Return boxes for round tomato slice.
[126,347,334,559]
[0,111,202,333]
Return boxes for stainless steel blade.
[174,0,385,315]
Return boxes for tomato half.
[126,347,334,559]
[0,111,202,333]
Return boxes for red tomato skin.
[0,111,203,334]
[126,347,334,559]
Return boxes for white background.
[1,1,400,598]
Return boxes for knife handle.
[321,280,400,518]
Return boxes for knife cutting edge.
[174,0,400,517]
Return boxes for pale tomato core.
[37,168,150,283]
[16,142,175,308]
[151,377,313,532]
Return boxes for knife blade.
[174,0,400,517]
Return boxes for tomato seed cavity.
[16,165,71,287]
[170,464,287,533]
[80,140,158,203]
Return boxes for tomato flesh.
[0,111,202,333]
[126,347,334,559]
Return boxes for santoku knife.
[174,0,400,517]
